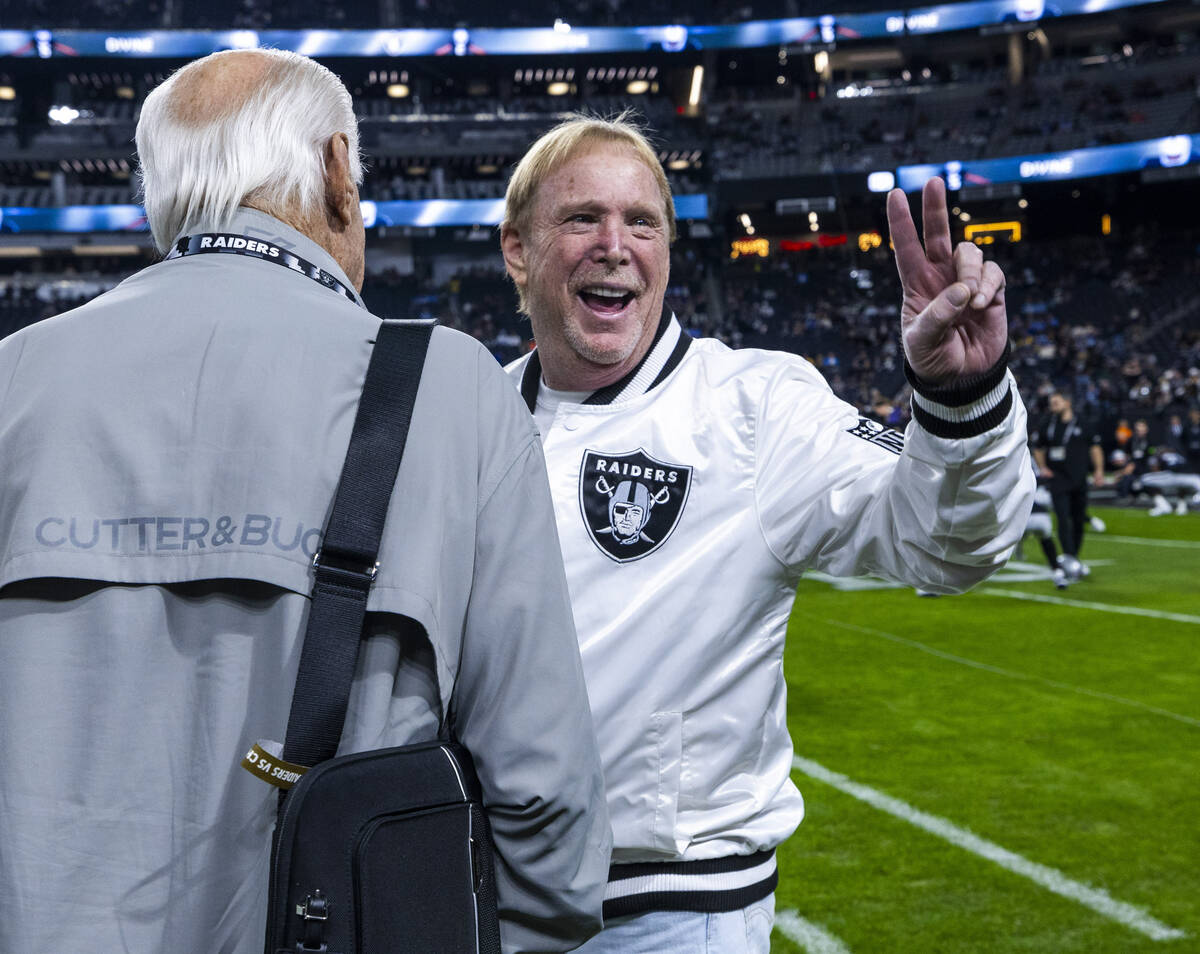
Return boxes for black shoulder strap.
[280,319,436,773]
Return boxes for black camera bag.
[261,320,500,954]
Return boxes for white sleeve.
[754,357,1035,594]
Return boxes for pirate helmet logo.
[579,448,693,563]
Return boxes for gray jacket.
[0,209,610,953]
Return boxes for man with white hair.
[0,49,610,954]
[500,114,1033,951]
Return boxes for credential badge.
[579,448,693,563]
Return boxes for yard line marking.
[983,588,1200,626]
[775,910,853,954]
[791,756,1187,942]
[808,616,1200,728]
[1102,534,1200,550]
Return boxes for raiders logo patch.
[578,448,693,563]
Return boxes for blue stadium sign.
[0,0,1175,59]
[896,134,1200,192]
[0,195,708,234]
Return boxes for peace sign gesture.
[887,177,1008,385]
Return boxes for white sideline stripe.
[1102,534,1200,550]
[603,855,776,901]
[811,616,1200,728]
[983,588,1200,625]
[775,910,853,954]
[792,756,1187,942]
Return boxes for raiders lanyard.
[1049,416,1078,448]
[166,233,357,302]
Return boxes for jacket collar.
[520,306,692,413]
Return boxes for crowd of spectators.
[6,34,1194,209]
[6,227,1196,455]
[707,40,1200,180]
[0,0,796,29]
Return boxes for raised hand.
[887,177,1008,384]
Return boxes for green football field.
[772,506,1200,953]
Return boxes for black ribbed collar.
[519,305,691,413]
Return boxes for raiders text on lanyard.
[166,233,357,302]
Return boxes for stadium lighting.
[667,158,690,170]
[1018,198,1028,209]
[229,31,259,49]
[867,171,895,192]
[964,221,1022,243]
[0,86,14,101]
[553,18,571,32]
[688,66,704,107]
[386,83,410,98]
[730,238,768,259]
[72,244,142,256]
[547,81,571,96]
[626,80,649,95]
[814,51,829,74]
[48,105,80,125]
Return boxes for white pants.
[1141,471,1200,499]
[571,893,775,954]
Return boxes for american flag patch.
[846,417,905,455]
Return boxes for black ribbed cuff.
[904,341,1011,407]
[906,342,1013,438]
[912,387,1014,438]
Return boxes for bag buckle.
[295,889,330,952]
[311,547,378,592]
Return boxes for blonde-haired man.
[501,115,1034,951]
[0,51,610,954]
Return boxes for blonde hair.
[136,48,362,252]
[503,111,676,241]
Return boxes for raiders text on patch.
[847,417,905,455]
[579,448,693,563]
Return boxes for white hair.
[136,48,363,252]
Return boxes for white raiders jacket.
[506,310,1034,919]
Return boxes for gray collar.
[168,207,367,310]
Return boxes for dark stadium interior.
[1,0,1199,468]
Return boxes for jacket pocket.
[649,710,683,853]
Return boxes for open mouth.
[579,286,635,316]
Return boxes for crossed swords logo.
[594,475,671,545]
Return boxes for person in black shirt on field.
[1031,391,1105,580]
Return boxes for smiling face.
[502,142,671,391]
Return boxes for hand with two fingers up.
[887,176,1008,386]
